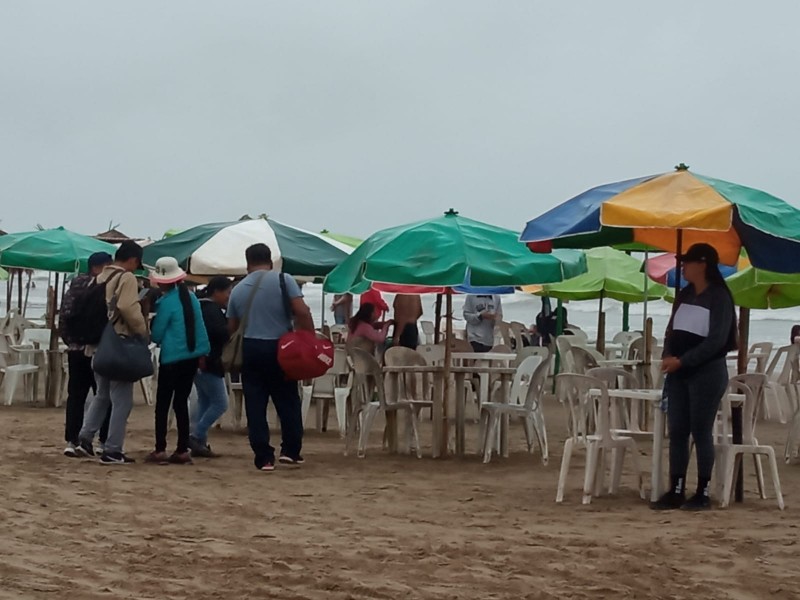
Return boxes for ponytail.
[178,283,196,352]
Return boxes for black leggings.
[155,358,198,454]
[666,359,728,480]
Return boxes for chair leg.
[583,443,599,505]
[610,447,625,494]
[754,455,767,499]
[720,452,740,509]
[522,417,534,452]
[764,448,785,510]
[358,405,381,458]
[334,390,349,439]
[626,440,646,500]
[556,438,574,503]
[483,413,499,464]
[408,410,422,459]
[534,409,549,466]
[593,447,606,498]
[785,410,800,463]
[301,387,312,426]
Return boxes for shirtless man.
[392,294,423,348]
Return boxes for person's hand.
[198,356,207,371]
[481,311,496,321]
[661,356,681,374]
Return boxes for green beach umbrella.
[320,230,362,248]
[726,267,800,310]
[0,267,7,282]
[0,227,117,273]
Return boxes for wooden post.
[733,306,749,503]
[441,292,453,457]
[434,293,443,344]
[643,317,653,389]
[45,274,61,407]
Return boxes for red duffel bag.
[278,329,334,381]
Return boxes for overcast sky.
[2,1,799,240]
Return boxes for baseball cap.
[679,243,719,266]
[88,251,113,269]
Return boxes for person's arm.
[149,300,170,345]
[494,297,503,322]
[284,276,314,332]
[354,321,389,343]
[463,297,482,326]
[116,274,148,337]
[204,305,230,347]
[677,288,735,369]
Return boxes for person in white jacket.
[462,294,502,352]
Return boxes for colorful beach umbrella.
[320,230,362,248]
[0,227,117,273]
[726,268,800,310]
[0,267,7,282]
[521,164,800,273]
[646,252,742,289]
[142,217,353,277]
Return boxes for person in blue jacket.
[147,257,210,465]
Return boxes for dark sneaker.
[77,439,95,458]
[189,437,218,458]
[650,491,686,511]
[259,461,275,472]
[63,442,79,458]
[168,452,193,465]
[681,493,711,511]
[145,451,169,465]
[100,452,135,465]
[278,454,304,466]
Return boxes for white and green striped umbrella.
[142,218,353,277]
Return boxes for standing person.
[463,294,503,352]
[78,241,148,465]
[146,257,210,465]
[190,276,232,458]
[330,293,353,326]
[359,288,389,321]
[227,244,314,472]
[652,243,737,511]
[392,294,423,349]
[60,252,113,457]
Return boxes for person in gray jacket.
[463,294,503,352]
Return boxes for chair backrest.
[417,344,445,366]
[612,331,641,346]
[746,342,773,373]
[564,327,589,343]
[586,367,638,390]
[509,321,527,350]
[513,346,550,367]
[567,345,600,375]
[555,336,576,373]
[348,347,387,408]
[728,373,769,443]
[556,373,610,442]
[522,355,552,411]
[496,321,514,348]
[420,320,435,344]
[767,344,800,384]
[506,355,542,406]
[329,324,348,344]
[441,338,473,353]
[384,346,430,401]
[490,344,512,354]
[627,336,658,361]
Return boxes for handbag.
[92,280,154,382]
[221,271,266,375]
[277,273,334,381]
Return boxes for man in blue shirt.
[227,244,314,472]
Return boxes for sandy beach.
[2,391,799,600]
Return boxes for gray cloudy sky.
[2,1,799,240]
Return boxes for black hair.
[245,243,272,267]
[178,283,196,352]
[115,240,143,263]
[205,276,232,296]
[791,325,800,344]
[349,302,375,333]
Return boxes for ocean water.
[14,273,800,348]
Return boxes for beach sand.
[2,393,799,600]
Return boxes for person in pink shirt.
[347,303,393,355]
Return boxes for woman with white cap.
[147,257,210,465]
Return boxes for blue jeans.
[193,370,228,444]
[241,338,303,468]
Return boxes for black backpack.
[63,272,122,346]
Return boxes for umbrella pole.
[674,230,683,298]
[596,292,605,355]
[552,299,564,393]
[6,271,11,312]
[434,294,443,343]
[45,274,60,407]
[734,307,750,503]
[320,290,326,328]
[642,250,649,332]
[22,270,32,317]
[17,269,23,312]
[441,292,453,457]
[622,302,629,332]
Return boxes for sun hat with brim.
[150,256,187,284]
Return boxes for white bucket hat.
[150,256,187,285]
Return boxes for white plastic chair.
[479,355,549,465]
[566,345,600,375]
[0,351,40,405]
[716,374,784,509]
[417,344,445,366]
[348,348,424,458]
[555,373,645,504]
[302,347,352,437]
[420,321,435,345]
[766,344,799,425]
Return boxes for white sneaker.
[63,442,79,458]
